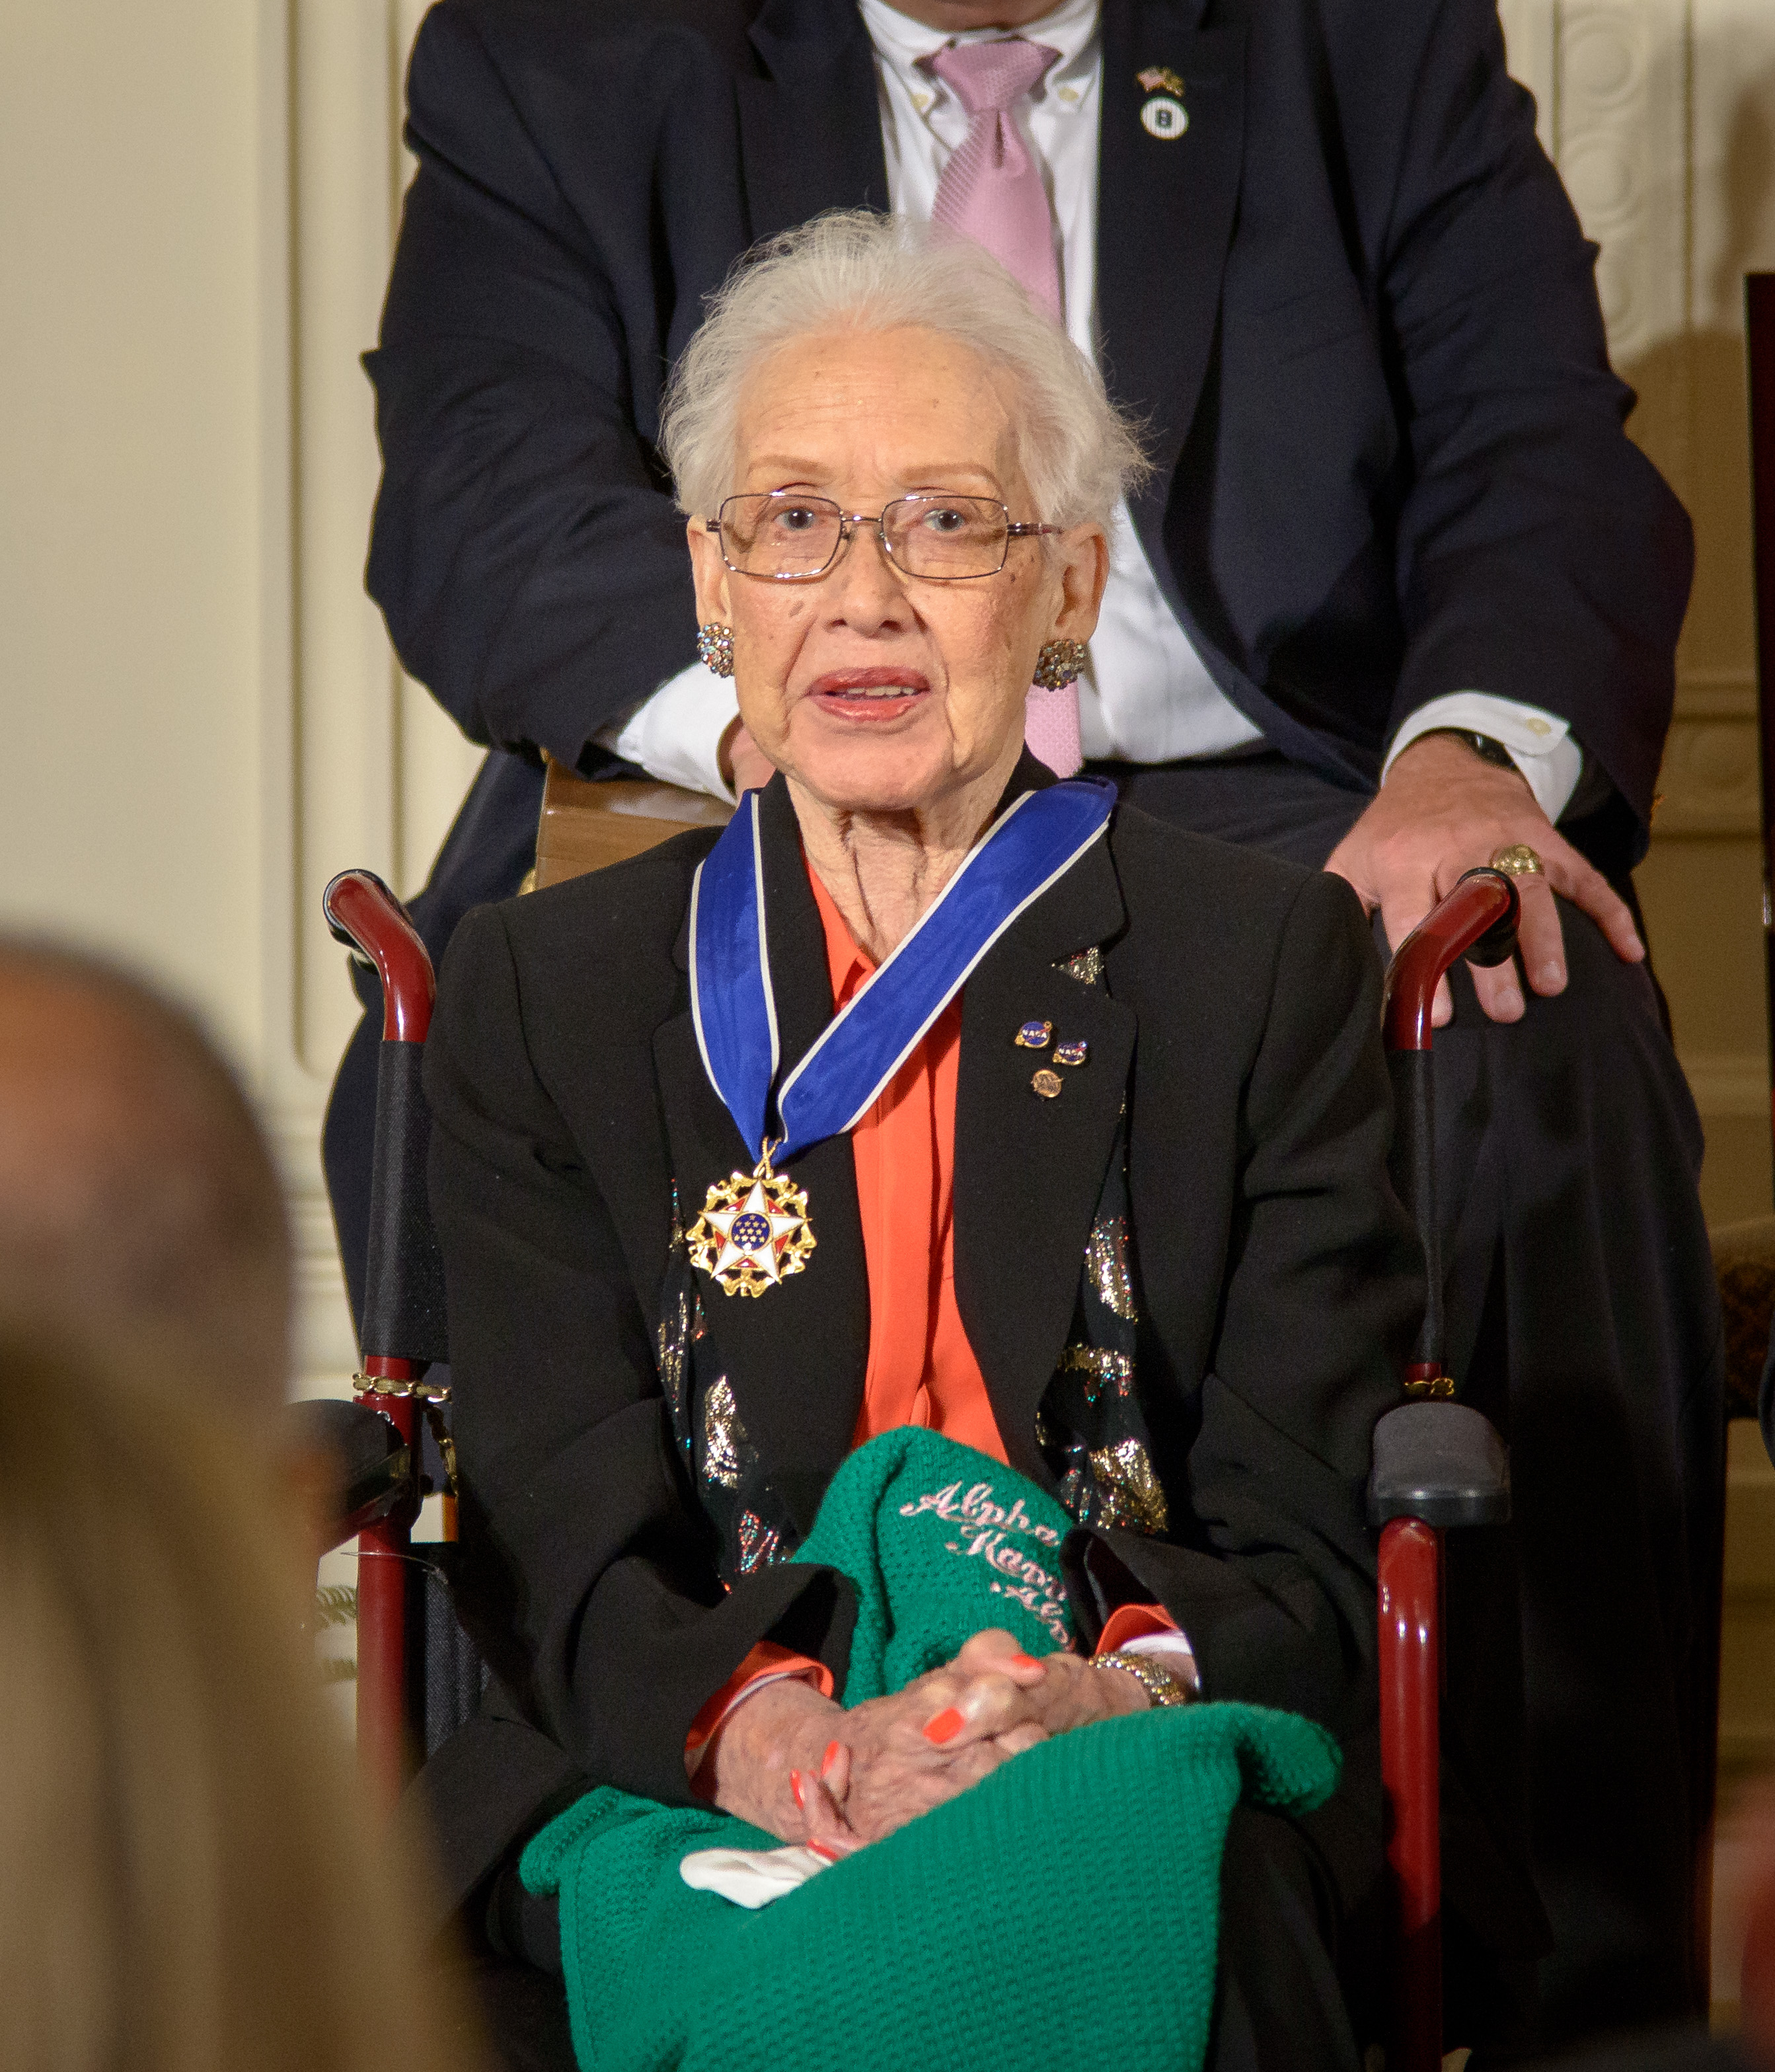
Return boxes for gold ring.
[1488,843,1544,878]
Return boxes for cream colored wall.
[0,0,266,1062]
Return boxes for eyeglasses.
[706,492,1060,582]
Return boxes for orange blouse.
[807,863,1008,1465]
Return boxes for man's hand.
[1324,733,1643,1026]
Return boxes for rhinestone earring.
[1034,638,1087,690]
[697,622,735,677]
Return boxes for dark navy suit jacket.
[365,0,1692,941]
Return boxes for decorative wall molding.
[1657,671,1760,836]
[1676,669,1758,717]
[1499,0,1692,360]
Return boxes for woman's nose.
[825,521,910,633]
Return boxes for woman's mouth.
[806,668,931,724]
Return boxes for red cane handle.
[1381,868,1521,1052]
[323,870,435,1044]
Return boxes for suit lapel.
[1097,0,1248,490]
[953,830,1134,1488]
[655,779,868,1537]
[737,0,889,244]
[1099,0,1355,774]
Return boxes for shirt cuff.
[684,1641,834,1792]
[1095,1603,1201,1695]
[592,660,740,802]
[1384,692,1584,824]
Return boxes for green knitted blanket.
[522,1429,1339,2072]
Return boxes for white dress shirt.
[597,0,1581,822]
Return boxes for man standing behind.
[338,0,1719,2043]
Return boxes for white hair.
[661,211,1148,527]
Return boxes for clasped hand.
[1323,734,1643,1026]
[702,1628,1149,1852]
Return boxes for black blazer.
[423,767,1422,1864]
[369,0,1691,942]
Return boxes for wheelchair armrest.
[1367,1401,1510,1529]
[283,1397,416,1556]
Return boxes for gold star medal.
[686,1143,816,1299]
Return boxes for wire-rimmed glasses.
[706,492,1061,582]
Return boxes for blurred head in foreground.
[0,1334,476,2072]
[0,940,291,1409]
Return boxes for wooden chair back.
[531,757,733,890]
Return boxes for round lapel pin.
[1141,93,1188,139]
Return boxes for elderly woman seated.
[426,213,1439,2072]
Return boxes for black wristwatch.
[1417,727,1518,771]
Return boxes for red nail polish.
[790,1770,806,1810]
[807,1840,841,1863]
[1009,1652,1041,1670]
[821,1740,842,1778]
[924,1707,964,1745]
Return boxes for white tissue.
[677,1843,834,1909]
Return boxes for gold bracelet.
[1095,1648,1190,1709]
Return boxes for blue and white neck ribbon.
[689,779,1115,1166]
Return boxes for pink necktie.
[928,40,1082,777]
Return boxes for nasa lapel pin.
[1137,65,1188,140]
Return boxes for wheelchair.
[297,769,1521,2072]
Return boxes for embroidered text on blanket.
[901,1477,1070,1644]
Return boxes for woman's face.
[688,326,1108,817]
